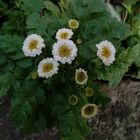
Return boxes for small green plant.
[0,0,140,139]
[112,0,140,78]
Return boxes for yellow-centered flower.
[96,40,116,66]
[68,19,79,29]
[56,28,73,40]
[37,58,59,79]
[68,95,78,105]
[81,103,97,119]
[85,87,94,97]
[75,68,88,85]
[52,40,78,64]
[22,34,45,57]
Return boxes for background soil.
[0,80,140,140]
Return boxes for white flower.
[37,58,59,79]
[56,28,73,40]
[75,68,88,85]
[96,40,116,66]
[52,40,78,64]
[22,34,45,57]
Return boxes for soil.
[89,80,140,140]
[0,80,140,140]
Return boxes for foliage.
[0,0,138,140]
[112,0,140,79]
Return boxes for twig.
[123,11,128,22]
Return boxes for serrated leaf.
[44,1,61,16]
[0,35,24,60]
[82,0,107,13]
[11,97,33,125]
[1,61,15,72]
[59,110,91,140]
[0,53,7,65]
[0,73,12,96]
[50,91,70,118]
[109,44,140,87]
[21,0,44,14]
[16,59,32,68]
[94,92,110,109]
[79,39,98,60]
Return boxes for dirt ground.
[0,80,140,140]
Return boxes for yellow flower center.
[84,105,94,116]
[42,63,53,73]
[77,72,86,82]
[29,40,38,51]
[102,46,111,58]
[58,45,71,57]
[85,87,94,97]
[68,95,78,105]
[69,19,79,29]
[60,32,69,39]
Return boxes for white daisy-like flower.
[75,68,88,85]
[22,34,45,57]
[56,28,73,40]
[96,40,116,66]
[37,58,59,79]
[52,40,78,64]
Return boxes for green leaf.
[0,52,7,66]
[21,0,44,14]
[132,14,140,36]
[82,0,107,13]
[26,12,65,36]
[122,0,139,14]
[60,110,91,140]
[83,16,129,41]
[0,73,12,96]
[16,59,32,68]
[26,13,48,35]
[11,96,33,125]
[0,35,25,60]
[79,39,97,60]
[109,44,140,87]
[50,91,71,118]
[94,92,110,109]
[1,10,26,35]
[44,1,61,16]
[59,0,89,18]
[0,61,15,73]
[10,80,39,126]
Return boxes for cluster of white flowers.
[22,19,116,81]
[21,18,118,121]
[53,28,78,64]
[22,21,79,79]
